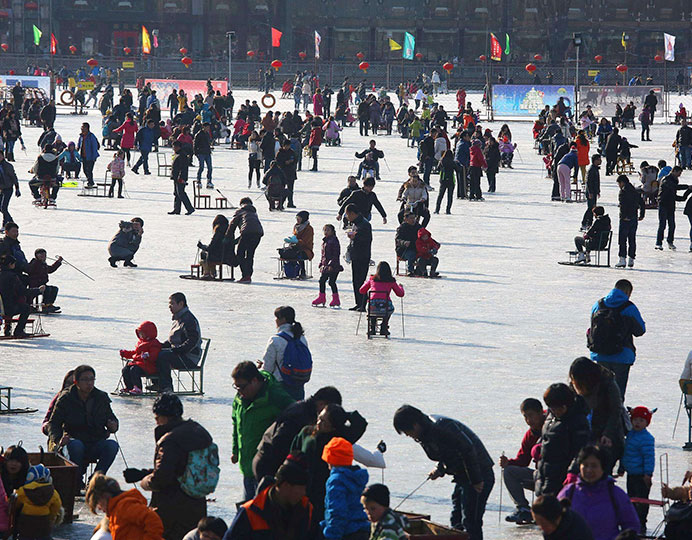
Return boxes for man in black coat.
[419,130,436,186]
[225,198,264,282]
[276,140,297,208]
[616,175,646,268]
[358,98,370,136]
[355,140,384,180]
[0,255,43,337]
[604,128,622,176]
[395,212,422,275]
[344,204,372,311]
[644,90,658,123]
[551,136,570,201]
[169,141,195,215]
[582,154,602,229]
[336,178,387,224]
[655,165,688,250]
[39,99,56,130]
[260,129,275,172]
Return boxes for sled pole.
[113,432,130,470]
[382,156,392,172]
[356,305,364,336]
[50,257,95,281]
[499,451,504,523]
[350,155,357,175]
[393,477,430,511]
[672,392,684,439]
[400,297,405,338]
[660,453,670,515]
[216,188,237,208]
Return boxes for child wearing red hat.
[620,406,655,535]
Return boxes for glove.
[15,189,20,197]
[376,440,387,453]
[197,241,205,250]
[123,468,147,483]
[563,473,578,486]
[119,350,127,357]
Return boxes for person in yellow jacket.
[14,464,63,539]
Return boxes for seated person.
[675,104,687,125]
[397,173,430,227]
[263,160,287,211]
[359,261,405,337]
[358,152,378,180]
[414,228,440,277]
[323,117,342,146]
[619,137,637,164]
[160,120,173,143]
[182,516,228,540]
[1,445,30,495]
[14,465,63,540]
[360,484,408,540]
[119,321,162,395]
[499,136,516,168]
[101,115,119,148]
[0,255,45,337]
[57,141,82,179]
[27,248,62,313]
[42,370,75,436]
[657,159,672,180]
[574,206,611,263]
[500,398,546,526]
[46,365,120,483]
[355,141,383,180]
[278,211,314,279]
[197,214,234,279]
[29,143,61,201]
[395,212,421,276]
[661,476,692,540]
[638,161,659,202]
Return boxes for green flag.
[33,25,42,46]
[403,32,415,60]
[505,33,510,54]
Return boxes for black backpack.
[587,299,631,355]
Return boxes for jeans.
[469,166,483,200]
[248,159,261,186]
[66,438,119,479]
[597,360,631,400]
[42,285,59,305]
[357,161,380,179]
[451,468,495,540]
[0,187,13,225]
[575,236,587,253]
[6,139,15,156]
[401,246,417,273]
[156,349,199,392]
[359,119,369,136]
[618,219,638,259]
[486,170,496,192]
[454,163,467,198]
[173,182,194,213]
[170,105,178,119]
[641,124,650,140]
[656,205,675,245]
[582,194,597,227]
[243,475,258,502]
[62,162,81,178]
[351,257,370,308]
[502,466,534,510]
[83,160,96,185]
[132,150,150,173]
[436,180,454,213]
[679,145,692,168]
[236,233,262,278]
[282,382,305,400]
[422,157,434,186]
[628,474,651,533]
[196,153,212,181]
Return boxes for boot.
[329,293,340,307]
[312,293,326,306]
[380,323,390,336]
[615,256,626,268]
[628,257,635,268]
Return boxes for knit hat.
[322,437,353,466]
[296,210,310,222]
[26,464,52,484]
[152,393,183,418]
[362,483,389,507]
[275,454,310,486]
[630,406,652,426]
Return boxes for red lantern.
[86,58,98,67]
[479,54,487,62]
[8,69,14,75]
[123,46,131,55]
[594,55,603,63]
[0,43,8,52]
[533,54,542,61]
[442,62,453,74]
[181,56,193,68]
[358,61,369,73]
[654,54,663,63]
[270,59,282,71]
[616,64,628,73]
[69,45,77,54]
[246,50,255,58]
[179,47,188,55]
[525,63,537,73]
[298,51,307,60]
[415,52,423,60]
[356,52,365,60]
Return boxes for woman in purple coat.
[312,224,343,308]
[558,445,640,540]
[313,89,324,117]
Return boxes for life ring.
[261,93,276,109]
[60,90,74,106]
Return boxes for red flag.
[271,27,282,48]
[490,33,502,62]
[50,33,57,55]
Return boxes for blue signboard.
[492,85,575,117]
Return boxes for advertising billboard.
[145,79,228,109]
[491,85,575,117]
[578,85,663,118]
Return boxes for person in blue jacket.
[454,130,470,199]
[556,144,578,202]
[132,119,156,175]
[77,122,100,187]
[321,437,370,540]
[589,279,646,399]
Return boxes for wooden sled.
[405,519,468,539]
[0,333,50,340]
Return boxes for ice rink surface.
[1,88,692,539]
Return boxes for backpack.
[587,299,631,355]
[277,331,312,386]
[177,442,220,499]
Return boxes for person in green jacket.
[231,361,294,502]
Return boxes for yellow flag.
[142,25,151,54]
[621,32,626,50]
[389,38,402,51]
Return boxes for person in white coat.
[680,350,692,407]
[431,71,441,96]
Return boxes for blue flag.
[403,32,415,60]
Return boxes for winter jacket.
[162,306,202,364]
[170,152,189,183]
[618,182,645,222]
[590,288,646,365]
[276,148,297,181]
[121,321,162,375]
[415,229,440,260]
[78,131,100,161]
[369,508,407,540]
[309,127,323,148]
[644,93,658,111]
[47,384,118,448]
[585,164,600,198]
[605,133,621,155]
[261,323,310,383]
[14,479,62,539]
[319,235,343,273]
[227,204,264,238]
[348,214,372,262]
[401,182,428,205]
[359,278,404,302]
[484,141,501,173]
[338,184,359,206]
[324,120,341,140]
[225,484,314,540]
[321,466,370,539]
[294,223,314,260]
[419,136,435,161]
[469,145,487,168]
[260,132,276,160]
[454,139,470,167]
[0,236,28,271]
[576,138,590,166]
[201,226,235,266]
[32,152,60,178]
[534,402,591,497]
[578,367,625,455]
[107,488,164,540]
[339,189,387,219]
[558,477,640,540]
[108,221,141,260]
[621,428,655,476]
[313,93,324,116]
[58,148,82,165]
[658,173,687,210]
[395,222,421,256]
[676,125,692,147]
[558,150,579,170]
[136,126,156,153]
[193,129,212,155]
[232,372,295,477]
[542,508,594,540]
[0,268,39,313]
[506,427,541,468]
[27,257,61,288]
[113,119,138,149]
[108,156,126,179]
[0,160,19,190]
[583,215,611,251]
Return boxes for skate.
[206,181,214,189]
[668,242,676,250]
[654,244,663,250]
[628,257,635,268]
[329,293,341,308]
[575,252,587,264]
[312,293,326,307]
[615,257,626,268]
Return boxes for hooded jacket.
[227,204,264,238]
[558,477,640,540]
[658,173,687,210]
[590,288,646,365]
[113,119,138,149]
[319,234,342,273]
[469,144,487,168]
[621,427,655,476]
[108,489,164,540]
[78,131,100,161]
[108,221,142,260]
[321,466,370,539]
[584,214,611,250]
[32,152,60,178]
[415,228,440,260]
[15,479,62,538]
[0,268,40,312]
[121,321,162,375]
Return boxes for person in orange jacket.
[86,473,164,540]
[119,321,162,395]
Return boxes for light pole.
[573,33,582,116]
[226,31,235,89]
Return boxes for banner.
[403,32,415,60]
[577,85,663,117]
[491,85,575,117]
[314,31,321,59]
[145,79,228,109]
[50,33,57,55]
[621,32,627,50]
[504,33,510,55]
[490,33,502,61]
[664,33,675,62]
[33,25,42,46]
[0,75,50,94]
[142,25,151,54]
[389,38,402,51]
[271,27,282,48]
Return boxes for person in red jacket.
[308,122,323,172]
[112,112,138,166]
[414,228,440,277]
[500,398,546,525]
[469,139,487,201]
[119,321,162,395]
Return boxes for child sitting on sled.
[415,228,440,278]
[359,262,405,337]
[119,321,161,395]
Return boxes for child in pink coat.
[359,261,404,336]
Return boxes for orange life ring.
[60,90,74,106]
[261,93,276,109]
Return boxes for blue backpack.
[277,332,312,386]
[177,442,220,499]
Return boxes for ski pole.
[355,305,364,336]
[216,188,237,209]
[49,256,95,282]
[393,477,430,511]
[113,432,130,470]
[383,156,392,172]
[499,451,504,523]
[400,297,405,338]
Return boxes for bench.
[157,152,172,177]
[565,230,612,267]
